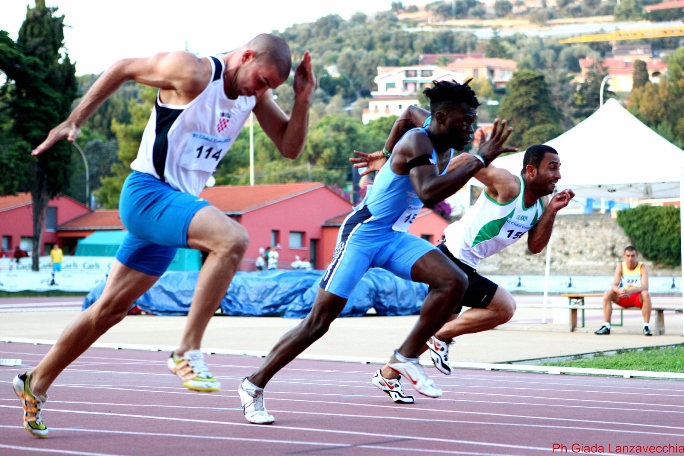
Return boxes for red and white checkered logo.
[217,117,230,133]
[217,111,231,134]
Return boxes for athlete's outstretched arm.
[527,189,575,254]
[446,156,520,203]
[32,52,209,156]
[350,106,431,176]
[404,119,515,207]
[254,51,316,160]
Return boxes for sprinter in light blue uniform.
[240,79,517,424]
[320,129,452,298]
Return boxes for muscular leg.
[433,286,515,340]
[602,290,617,323]
[381,283,511,379]
[176,206,249,355]
[29,261,159,396]
[641,291,652,324]
[249,289,348,388]
[395,250,467,359]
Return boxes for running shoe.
[387,351,442,398]
[238,377,275,424]
[594,325,610,335]
[371,369,415,404]
[426,336,453,375]
[167,350,220,392]
[643,326,653,336]
[13,373,48,438]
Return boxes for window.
[1,236,10,251]
[405,70,417,77]
[385,82,396,90]
[473,69,479,78]
[289,231,305,249]
[398,104,402,110]
[421,234,434,244]
[271,230,280,248]
[46,207,57,231]
[20,237,32,252]
[421,70,433,77]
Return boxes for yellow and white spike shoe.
[167,350,220,392]
[13,373,48,438]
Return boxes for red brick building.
[200,182,353,270]
[0,193,91,257]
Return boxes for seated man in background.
[595,245,652,336]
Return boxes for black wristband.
[475,152,490,167]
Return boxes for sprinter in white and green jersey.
[354,127,575,402]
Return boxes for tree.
[614,0,643,20]
[572,69,613,122]
[486,31,512,59]
[632,59,650,89]
[96,85,155,208]
[497,70,561,148]
[494,0,513,17]
[0,1,77,270]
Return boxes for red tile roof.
[0,193,32,212]
[645,0,684,11]
[59,210,124,230]
[200,182,331,213]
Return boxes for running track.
[1,342,684,455]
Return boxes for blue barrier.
[83,269,428,318]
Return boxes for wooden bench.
[561,293,681,335]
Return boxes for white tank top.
[444,175,544,269]
[130,56,256,196]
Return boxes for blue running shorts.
[320,206,437,299]
[116,171,210,276]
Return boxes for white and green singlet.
[444,175,544,269]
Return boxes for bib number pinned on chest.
[496,219,532,243]
[180,132,231,172]
[392,205,422,232]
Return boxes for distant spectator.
[290,255,302,270]
[267,247,279,270]
[13,246,28,263]
[595,246,652,336]
[50,244,63,273]
[255,247,266,271]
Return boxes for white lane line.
[2,394,684,436]
[0,426,525,456]
[0,301,82,308]
[0,412,565,454]
[0,308,80,313]
[3,337,683,380]
[0,443,119,456]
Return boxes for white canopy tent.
[469,99,684,333]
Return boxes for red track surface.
[2,341,684,455]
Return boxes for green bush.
[616,205,681,267]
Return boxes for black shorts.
[436,243,498,314]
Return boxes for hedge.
[616,205,681,267]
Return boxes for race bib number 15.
[179,132,231,173]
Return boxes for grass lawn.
[541,345,684,373]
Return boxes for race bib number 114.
[179,131,231,173]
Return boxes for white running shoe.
[388,351,442,398]
[371,369,415,404]
[13,373,48,438]
[426,336,453,375]
[167,350,220,392]
[238,378,275,425]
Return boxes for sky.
[0,0,418,75]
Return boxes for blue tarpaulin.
[83,269,428,318]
